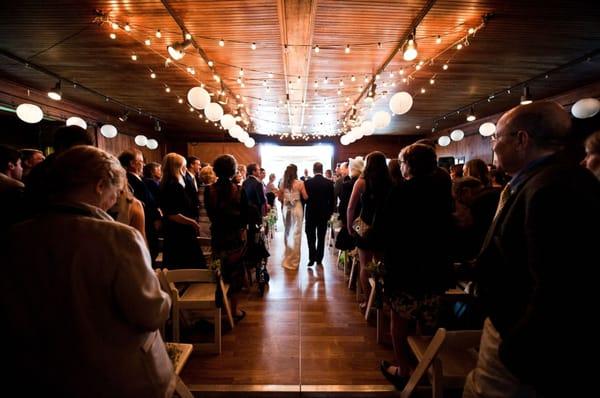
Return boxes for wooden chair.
[364,277,376,321]
[163,268,222,354]
[165,342,194,398]
[401,328,482,398]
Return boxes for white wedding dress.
[282,185,304,270]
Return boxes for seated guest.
[19,148,45,179]
[205,155,248,322]
[377,143,454,389]
[582,129,600,180]
[0,145,174,397]
[160,153,205,269]
[0,144,25,230]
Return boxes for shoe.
[379,360,409,390]
[307,261,315,267]
[233,310,246,322]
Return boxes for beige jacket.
[1,202,175,397]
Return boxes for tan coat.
[1,202,175,397]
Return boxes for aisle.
[180,216,393,391]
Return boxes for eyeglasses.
[490,130,518,143]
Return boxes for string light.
[155,29,161,38]
[111,22,119,30]
[131,54,138,61]
[251,42,256,50]
[144,39,151,46]
[109,33,116,40]
[185,33,192,40]
[219,38,225,47]
[345,44,350,54]
[124,23,131,32]
[443,64,449,70]
[207,60,214,67]
[436,35,442,44]
[314,45,320,53]
[457,43,463,50]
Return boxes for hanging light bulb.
[124,23,131,32]
[109,32,116,40]
[219,38,225,47]
[150,72,156,79]
[111,22,119,29]
[239,68,244,77]
[520,86,533,105]
[47,81,62,101]
[351,75,356,82]
[443,63,449,70]
[457,43,463,50]
[144,39,151,46]
[155,29,162,38]
[165,86,171,93]
[345,44,350,54]
[251,42,257,50]
[403,29,418,61]
[314,45,320,53]
[436,35,442,44]
[185,33,192,40]
[131,53,138,61]
[466,107,476,121]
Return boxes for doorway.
[260,144,334,183]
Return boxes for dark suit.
[127,172,161,259]
[242,175,266,227]
[304,174,335,264]
[474,151,600,395]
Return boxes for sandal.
[233,310,246,322]
[379,360,409,390]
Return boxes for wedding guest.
[19,148,44,179]
[582,129,600,180]
[1,145,174,397]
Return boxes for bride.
[278,164,308,270]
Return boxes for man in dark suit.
[464,101,600,398]
[304,162,335,266]
[242,163,266,228]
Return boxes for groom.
[304,162,335,267]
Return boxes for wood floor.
[179,219,394,392]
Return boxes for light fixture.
[109,32,116,40]
[520,86,533,105]
[185,33,192,40]
[219,38,225,47]
[345,44,350,53]
[443,63,449,70]
[403,29,418,61]
[438,136,451,146]
[167,38,192,61]
[144,39,151,46]
[251,42,256,50]
[48,81,62,101]
[118,111,129,122]
[146,139,159,150]
[124,23,131,32]
[134,135,148,146]
[131,53,137,61]
[314,45,320,53]
[155,29,162,38]
[16,103,43,124]
[450,129,465,141]
[66,116,87,130]
[466,107,476,122]
[154,120,161,132]
[436,35,442,44]
[100,124,118,138]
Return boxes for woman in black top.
[159,153,205,269]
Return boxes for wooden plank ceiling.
[0,0,598,142]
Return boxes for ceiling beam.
[341,0,437,127]
[277,0,318,134]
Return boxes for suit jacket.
[475,151,600,394]
[242,175,266,225]
[0,202,174,397]
[128,172,160,222]
[304,174,335,223]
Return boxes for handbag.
[352,216,371,238]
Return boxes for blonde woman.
[160,152,205,268]
[278,164,308,270]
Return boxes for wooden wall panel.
[436,134,494,164]
[96,130,164,163]
[187,142,260,166]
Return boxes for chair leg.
[214,308,222,354]
[365,277,376,321]
[348,256,357,289]
[432,357,443,398]
[220,280,235,329]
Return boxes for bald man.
[464,102,600,397]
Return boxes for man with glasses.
[464,101,600,398]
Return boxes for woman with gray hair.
[1,145,174,397]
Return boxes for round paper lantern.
[438,136,451,147]
[146,139,158,150]
[66,116,87,130]
[204,102,224,122]
[373,111,391,129]
[16,103,43,124]
[340,135,351,145]
[244,137,255,148]
[134,135,148,146]
[450,129,465,141]
[229,125,243,138]
[237,130,249,142]
[361,120,375,136]
[220,114,235,130]
[571,98,600,119]
[389,91,413,115]
[351,126,364,140]
[100,124,118,138]
[479,122,496,137]
[187,86,211,110]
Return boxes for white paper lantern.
[438,136,451,147]
[187,86,211,110]
[373,111,391,129]
[220,114,235,130]
[100,124,118,138]
[16,103,43,124]
[351,126,364,140]
[571,98,600,119]
[361,120,375,136]
[66,116,87,130]
[237,130,249,142]
[244,137,255,148]
[450,129,465,141]
[229,125,243,138]
[204,102,224,122]
[146,139,158,150]
[134,135,148,146]
[389,91,413,115]
[340,135,351,145]
[479,122,496,137]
